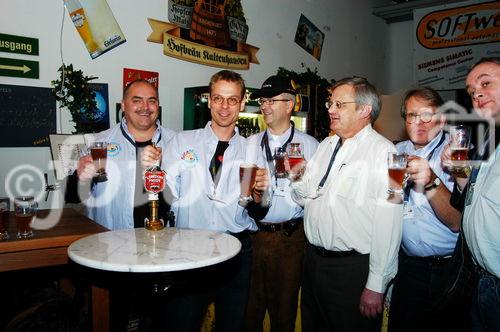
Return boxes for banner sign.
[148,0,258,70]
[414,1,500,90]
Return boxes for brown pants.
[244,222,305,332]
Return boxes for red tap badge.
[144,169,166,194]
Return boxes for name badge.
[403,201,414,219]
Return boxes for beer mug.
[387,152,407,195]
[239,163,257,205]
[274,147,287,178]
[89,141,108,182]
[14,196,37,239]
[286,143,305,179]
[0,197,10,240]
[449,125,471,178]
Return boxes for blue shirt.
[396,131,458,257]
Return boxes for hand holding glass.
[286,143,305,180]
[90,142,108,182]
[387,152,407,195]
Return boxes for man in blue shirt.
[388,87,466,332]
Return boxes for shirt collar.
[121,117,162,143]
[204,121,239,144]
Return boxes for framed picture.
[49,134,85,181]
[294,14,325,60]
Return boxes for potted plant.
[51,64,99,134]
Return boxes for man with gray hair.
[291,77,403,332]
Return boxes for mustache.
[135,109,154,115]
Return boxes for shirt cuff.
[365,272,389,294]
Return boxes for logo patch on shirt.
[181,149,198,166]
[107,142,121,157]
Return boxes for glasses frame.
[405,111,438,124]
[211,95,242,106]
[325,100,357,110]
[257,98,292,106]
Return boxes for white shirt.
[162,122,264,233]
[396,131,458,257]
[247,125,319,222]
[463,144,500,279]
[84,119,176,230]
[292,124,403,293]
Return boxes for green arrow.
[0,57,38,79]
[0,64,31,73]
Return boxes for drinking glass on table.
[449,125,471,178]
[0,197,10,240]
[387,152,407,195]
[286,143,305,180]
[14,196,37,239]
[89,141,108,182]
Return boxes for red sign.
[123,68,159,89]
[144,169,166,194]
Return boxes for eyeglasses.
[405,112,437,124]
[211,95,242,106]
[325,100,357,110]
[257,98,291,106]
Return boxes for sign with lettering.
[0,57,39,79]
[148,0,259,70]
[414,1,500,89]
[0,33,39,56]
[0,84,56,147]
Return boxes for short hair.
[123,79,158,99]
[400,87,443,118]
[331,77,381,122]
[209,70,246,99]
[468,57,500,74]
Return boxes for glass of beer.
[239,163,258,205]
[0,197,10,240]
[14,196,37,239]
[387,152,407,195]
[274,147,287,178]
[286,143,305,179]
[449,125,471,178]
[90,141,108,182]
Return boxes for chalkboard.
[0,84,56,147]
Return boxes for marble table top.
[67,228,242,273]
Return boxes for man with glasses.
[388,87,465,332]
[291,77,403,332]
[243,75,318,332]
[142,70,269,331]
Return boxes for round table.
[68,227,242,273]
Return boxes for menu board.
[0,84,56,147]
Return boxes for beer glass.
[286,143,305,179]
[14,196,37,239]
[239,163,257,205]
[449,125,471,178]
[387,152,407,195]
[90,141,108,182]
[274,147,287,178]
[0,197,10,240]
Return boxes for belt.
[309,242,361,258]
[256,218,303,235]
[405,254,452,266]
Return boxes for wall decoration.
[294,14,324,61]
[147,0,259,70]
[64,0,126,59]
[123,68,159,89]
[414,1,500,90]
[49,134,85,180]
[0,84,56,147]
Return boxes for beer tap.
[143,143,166,231]
[44,173,59,201]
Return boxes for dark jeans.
[301,243,380,332]
[388,251,471,332]
[164,233,252,332]
[244,223,305,332]
[470,271,500,332]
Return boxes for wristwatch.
[424,177,441,191]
